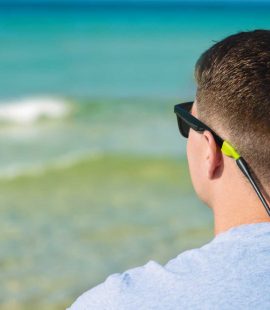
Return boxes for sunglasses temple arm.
[236,157,270,217]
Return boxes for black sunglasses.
[174,101,270,216]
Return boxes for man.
[69,30,270,309]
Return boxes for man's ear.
[203,130,223,179]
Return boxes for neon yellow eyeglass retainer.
[221,140,241,160]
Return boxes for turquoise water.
[1,6,270,99]
[0,6,270,174]
[0,4,270,309]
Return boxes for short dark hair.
[195,29,270,189]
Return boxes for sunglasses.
[174,101,270,216]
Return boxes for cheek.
[187,133,197,181]
[186,130,199,170]
[186,131,204,196]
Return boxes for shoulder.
[67,260,170,310]
[67,271,124,309]
[67,225,270,309]
[67,245,214,310]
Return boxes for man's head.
[186,30,270,229]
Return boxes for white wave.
[0,96,71,125]
[0,149,104,180]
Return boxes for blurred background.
[0,0,270,309]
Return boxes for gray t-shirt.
[68,222,270,309]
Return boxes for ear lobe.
[203,130,223,179]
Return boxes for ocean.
[0,3,270,309]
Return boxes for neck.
[213,212,270,236]
[212,186,270,236]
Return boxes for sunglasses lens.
[177,115,190,138]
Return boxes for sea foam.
[0,96,70,125]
